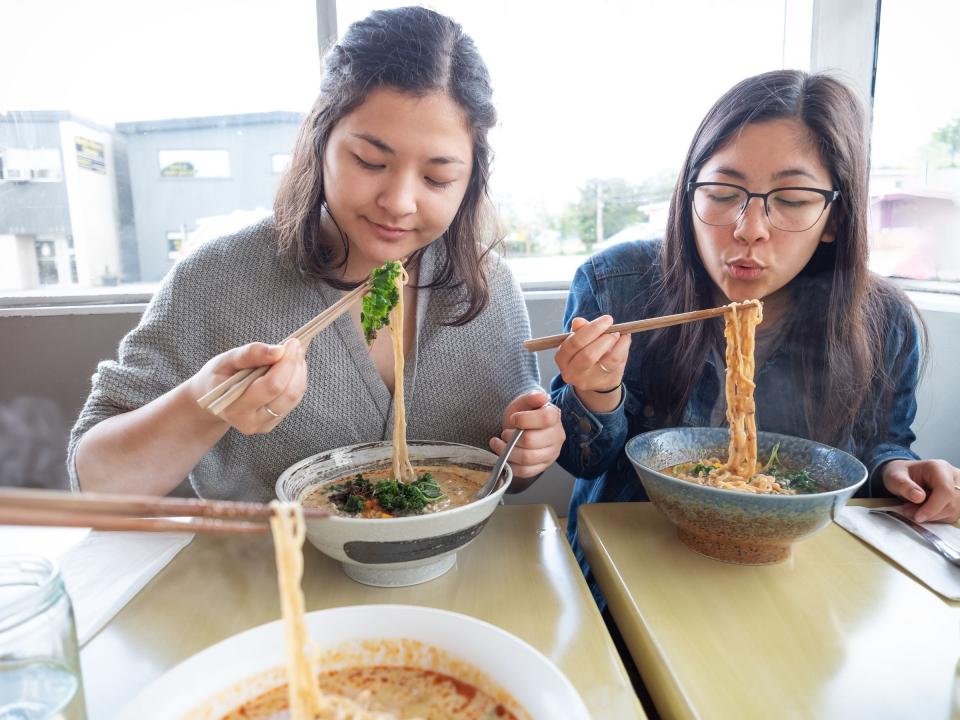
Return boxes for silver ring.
[954,484,960,492]
[264,406,282,419]
[598,363,611,373]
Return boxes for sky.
[2,0,957,211]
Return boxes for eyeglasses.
[687,181,840,232]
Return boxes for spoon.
[476,429,525,499]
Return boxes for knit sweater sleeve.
[65,240,225,491]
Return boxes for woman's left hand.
[881,458,960,523]
[491,390,565,480]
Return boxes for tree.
[933,116,960,167]
[555,177,646,252]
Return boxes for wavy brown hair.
[274,6,499,325]
[640,70,925,447]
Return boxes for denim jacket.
[551,240,921,605]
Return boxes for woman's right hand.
[554,315,631,411]
[191,338,308,435]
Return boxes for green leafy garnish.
[758,443,821,493]
[360,261,402,345]
[326,472,446,516]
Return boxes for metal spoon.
[476,429,525,499]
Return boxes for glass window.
[271,153,292,174]
[870,0,960,285]
[338,0,811,287]
[0,0,319,299]
[158,150,231,179]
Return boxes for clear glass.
[870,0,960,284]
[0,556,86,720]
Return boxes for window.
[0,148,63,182]
[870,0,960,285]
[158,150,231,179]
[271,153,292,174]
[338,0,812,287]
[0,0,320,298]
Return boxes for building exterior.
[0,111,134,291]
[117,112,303,282]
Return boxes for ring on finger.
[598,362,611,373]
[264,406,282,419]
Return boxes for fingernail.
[610,332,620,339]
[910,488,924,502]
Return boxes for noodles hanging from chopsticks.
[723,299,763,478]
[388,265,416,484]
[269,501,323,718]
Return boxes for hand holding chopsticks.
[196,280,372,417]
[524,304,739,352]
[0,488,328,535]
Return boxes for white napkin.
[59,530,194,646]
[835,505,960,600]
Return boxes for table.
[80,504,645,719]
[578,499,960,719]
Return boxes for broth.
[303,465,488,518]
[222,665,519,719]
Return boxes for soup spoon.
[476,429,525,499]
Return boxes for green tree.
[933,116,960,167]
[555,177,646,252]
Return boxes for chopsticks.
[0,488,328,535]
[523,305,737,352]
[197,280,372,416]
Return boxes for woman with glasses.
[549,70,960,603]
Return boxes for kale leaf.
[360,261,402,345]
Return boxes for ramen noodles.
[258,502,526,720]
[663,300,821,495]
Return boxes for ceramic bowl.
[276,440,511,587]
[116,604,591,719]
[625,427,868,564]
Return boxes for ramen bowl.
[117,604,591,719]
[625,428,868,564]
[276,440,511,587]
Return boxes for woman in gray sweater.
[69,7,563,502]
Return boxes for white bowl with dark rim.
[276,440,511,587]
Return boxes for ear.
[818,210,837,244]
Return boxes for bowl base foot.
[676,528,791,565]
[341,554,457,587]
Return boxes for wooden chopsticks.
[197,280,372,416]
[0,488,328,535]
[524,305,735,352]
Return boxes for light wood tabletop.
[79,503,645,719]
[578,499,960,720]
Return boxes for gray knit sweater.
[67,219,540,502]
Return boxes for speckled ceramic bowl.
[625,428,868,564]
[276,441,511,587]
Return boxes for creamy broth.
[221,665,519,719]
[303,465,488,518]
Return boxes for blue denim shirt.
[551,240,921,605]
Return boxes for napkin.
[59,530,194,645]
[835,505,960,601]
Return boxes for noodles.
[268,501,399,719]
[664,299,821,495]
[388,265,416,484]
[723,299,763,478]
[269,501,323,718]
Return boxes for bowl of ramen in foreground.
[625,427,868,564]
[116,604,590,720]
[276,440,511,587]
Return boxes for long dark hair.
[274,6,498,325]
[642,70,925,446]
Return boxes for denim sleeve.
[549,261,630,480]
[861,308,922,495]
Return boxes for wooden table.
[578,499,960,720]
[80,504,644,719]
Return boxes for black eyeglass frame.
[686,181,840,232]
